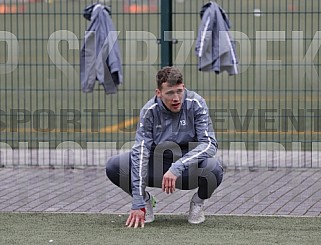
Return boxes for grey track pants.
[106,151,224,200]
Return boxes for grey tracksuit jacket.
[195,1,238,75]
[131,89,218,209]
[80,3,123,94]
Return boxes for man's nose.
[172,93,179,101]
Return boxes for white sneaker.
[145,195,156,223]
[188,200,205,224]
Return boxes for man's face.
[156,82,185,113]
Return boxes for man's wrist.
[168,165,181,177]
[132,194,146,210]
[140,208,146,214]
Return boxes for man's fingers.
[128,218,135,228]
[162,177,168,192]
[163,178,169,193]
[134,216,139,228]
[166,179,170,193]
[162,175,177,194]
[125,214,132,226]
[134,216,145,229]
[171,179,176,192]
[126,211,145,228]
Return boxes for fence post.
[160,0,173,67]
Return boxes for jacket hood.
[200,1,231,28]
[200,2,213,19]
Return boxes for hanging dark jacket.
[195,1,238,75]
[80,3,123,94]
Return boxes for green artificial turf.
[1,213,321,245]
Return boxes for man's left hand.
[162,170,177,194]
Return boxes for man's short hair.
[156,66,183,90]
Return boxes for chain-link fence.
[0,0,320,157]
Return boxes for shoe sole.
[188,218,205,224]
[145,217,155,223]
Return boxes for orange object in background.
[0,4,26,14]
[123,0,158,13]
[288,4,298,11]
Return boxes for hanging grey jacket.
[131,89,218,210]
[195,1,238,75]
[80,3,123,94]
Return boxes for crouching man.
[106,66,223,228]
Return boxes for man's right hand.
[125,209,146,228]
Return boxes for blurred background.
[0,0,320,152]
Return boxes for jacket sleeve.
[130,107,154,210]
[169,98,218,177]
[104,11,123,85]
[95,10,120,94]
[80,26,97,92]
[195,9,214,58]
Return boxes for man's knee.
[205,157,223,186]
[211,159,224,187]
[198,158,224,189]
[195,158,224,199]
[105,155,119,182]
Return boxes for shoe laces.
[190,202,203,215]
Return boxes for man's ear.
[155,88,161,98]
